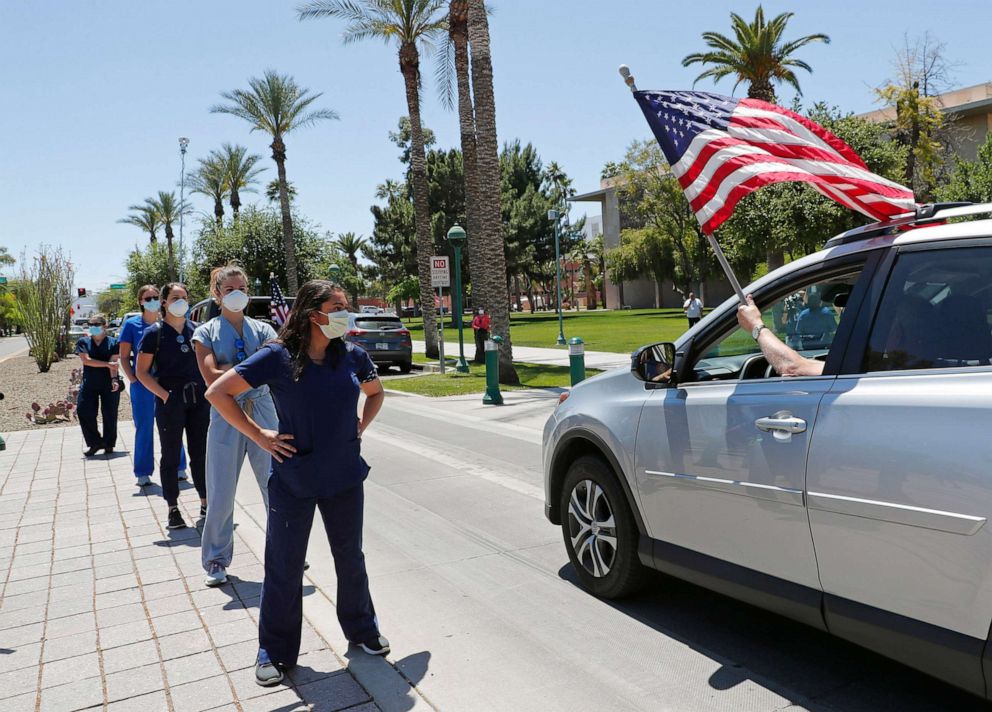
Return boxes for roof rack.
[823,201,992,247]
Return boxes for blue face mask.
[143,299,160,313]
[88,326,104,337]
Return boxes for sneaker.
[104,447,115,455]
[204,563,227,588]
[254,649,284,687]
[303,560,310,571]
[136,476,152,487]
[166,507,187,530]
[199,505,207,519]
[84,446,101,457]
[357,635,390,656]
[177,470,188,481]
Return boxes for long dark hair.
[159,282,188,318]
[276,280,349,380]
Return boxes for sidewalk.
[0,423,379,712]
[411,341,630,371]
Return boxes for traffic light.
[77,287,86,297]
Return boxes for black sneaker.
[357,635,390,656]
[166,507,187,530]
[84,446,101,457]
[199,505,207,518]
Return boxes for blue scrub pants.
[130,381,186,479]
[259,477,378,668]
[77,380,120,450]
[201,394,276,572]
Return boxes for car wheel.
[560,455,645,599]
[398,360,412,374]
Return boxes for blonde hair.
[211,264,250,304]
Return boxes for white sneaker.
[177,470,188,480]
[136,476,152,487]
[204,563,227,587]
[358,635,390,656]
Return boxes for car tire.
[560,455,646,599]
[398,360,412,374]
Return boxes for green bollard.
[483,335,504,405]
[568,337,586,386]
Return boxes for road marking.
[365,423,545,501]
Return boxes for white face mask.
[167,299,189,317]
[143,299,160,313]
[222,290,250,313]
[317,311,349,340]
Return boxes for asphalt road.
[0,335,28,361]
[234,391,990,712]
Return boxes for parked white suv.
[543,203,992,698]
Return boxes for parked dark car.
[346,313,413,373]
[189,296,295,329]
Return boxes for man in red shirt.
[471,308,491,364]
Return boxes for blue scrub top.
[137,320,205,391]
[235,342,378,498]
[118,315,155,370]
[192,315,276,404]
[75,335,118,389]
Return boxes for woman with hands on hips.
[205,280,387,688]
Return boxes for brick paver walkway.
[0,424,378,712]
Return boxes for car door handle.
[755,412,807,434]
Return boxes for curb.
[0,344,29,364]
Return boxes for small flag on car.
[630,89,918,233]
[269,273,290,326]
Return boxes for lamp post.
[177,137,189,282]
[446,224,470,373]
[548,209,566,345]
[328,264,341,284]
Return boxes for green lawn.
[385,361,601,397]
[401,308,701,353]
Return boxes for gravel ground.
[0,354,133,434]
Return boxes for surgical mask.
[143,299,160,313]
[167,299,189,317]
[317,311,349,340]
[88,326,104,337]
[222,290,250,313]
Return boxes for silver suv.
[543,203,992,698]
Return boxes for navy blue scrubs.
[138,320,209,506]
[75,335,120,450]
[236,341,380,667]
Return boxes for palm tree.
[682,5,828,270]
[212,71,339,294]
[147,191,186,280]
[221,143,266,218]
[187,154,229,225]
[118,202,161,245]
[467,0,518,383]
[448,1,480,252]
[681,6,829,104]
[335,231,368,305]
[266,178,297,204]
[298,0,447,358]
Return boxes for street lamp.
[328,264,341,284]
[446,224,470,373]
[178,137,190,282]
[548,209,566,345]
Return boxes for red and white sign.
[430,256,450,288]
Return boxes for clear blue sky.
[3,0,991,290]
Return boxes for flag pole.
[619,65,748,304]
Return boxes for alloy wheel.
[567,479,618,578]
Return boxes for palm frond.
[435,31,455,111]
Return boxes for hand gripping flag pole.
[618,65,917,304]
[619,66,746,302]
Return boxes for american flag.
[269,273,290,326]
[633,90,917,234]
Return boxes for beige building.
[858,81,992,162]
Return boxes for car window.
[690,270,860,381]
[354,317,403,330]
[864,246,992,372]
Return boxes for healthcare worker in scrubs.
[136,282,209,531]
[206,280,386,687]
[75,314,121,456]
[119,285,187,486]
[194,265,278,588]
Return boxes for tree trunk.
[230,188,241,220]
[349,256,360,307]
[766,248,785,274]
[468,0,518,384]
[450,1,484,304]
[400,42,439,358]
[148,230,157,245]
[164,223,176,280]
[214,198,224,225]
[271,136,298,295]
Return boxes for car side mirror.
[632,342,677,385]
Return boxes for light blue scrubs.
[193,314,278,573]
